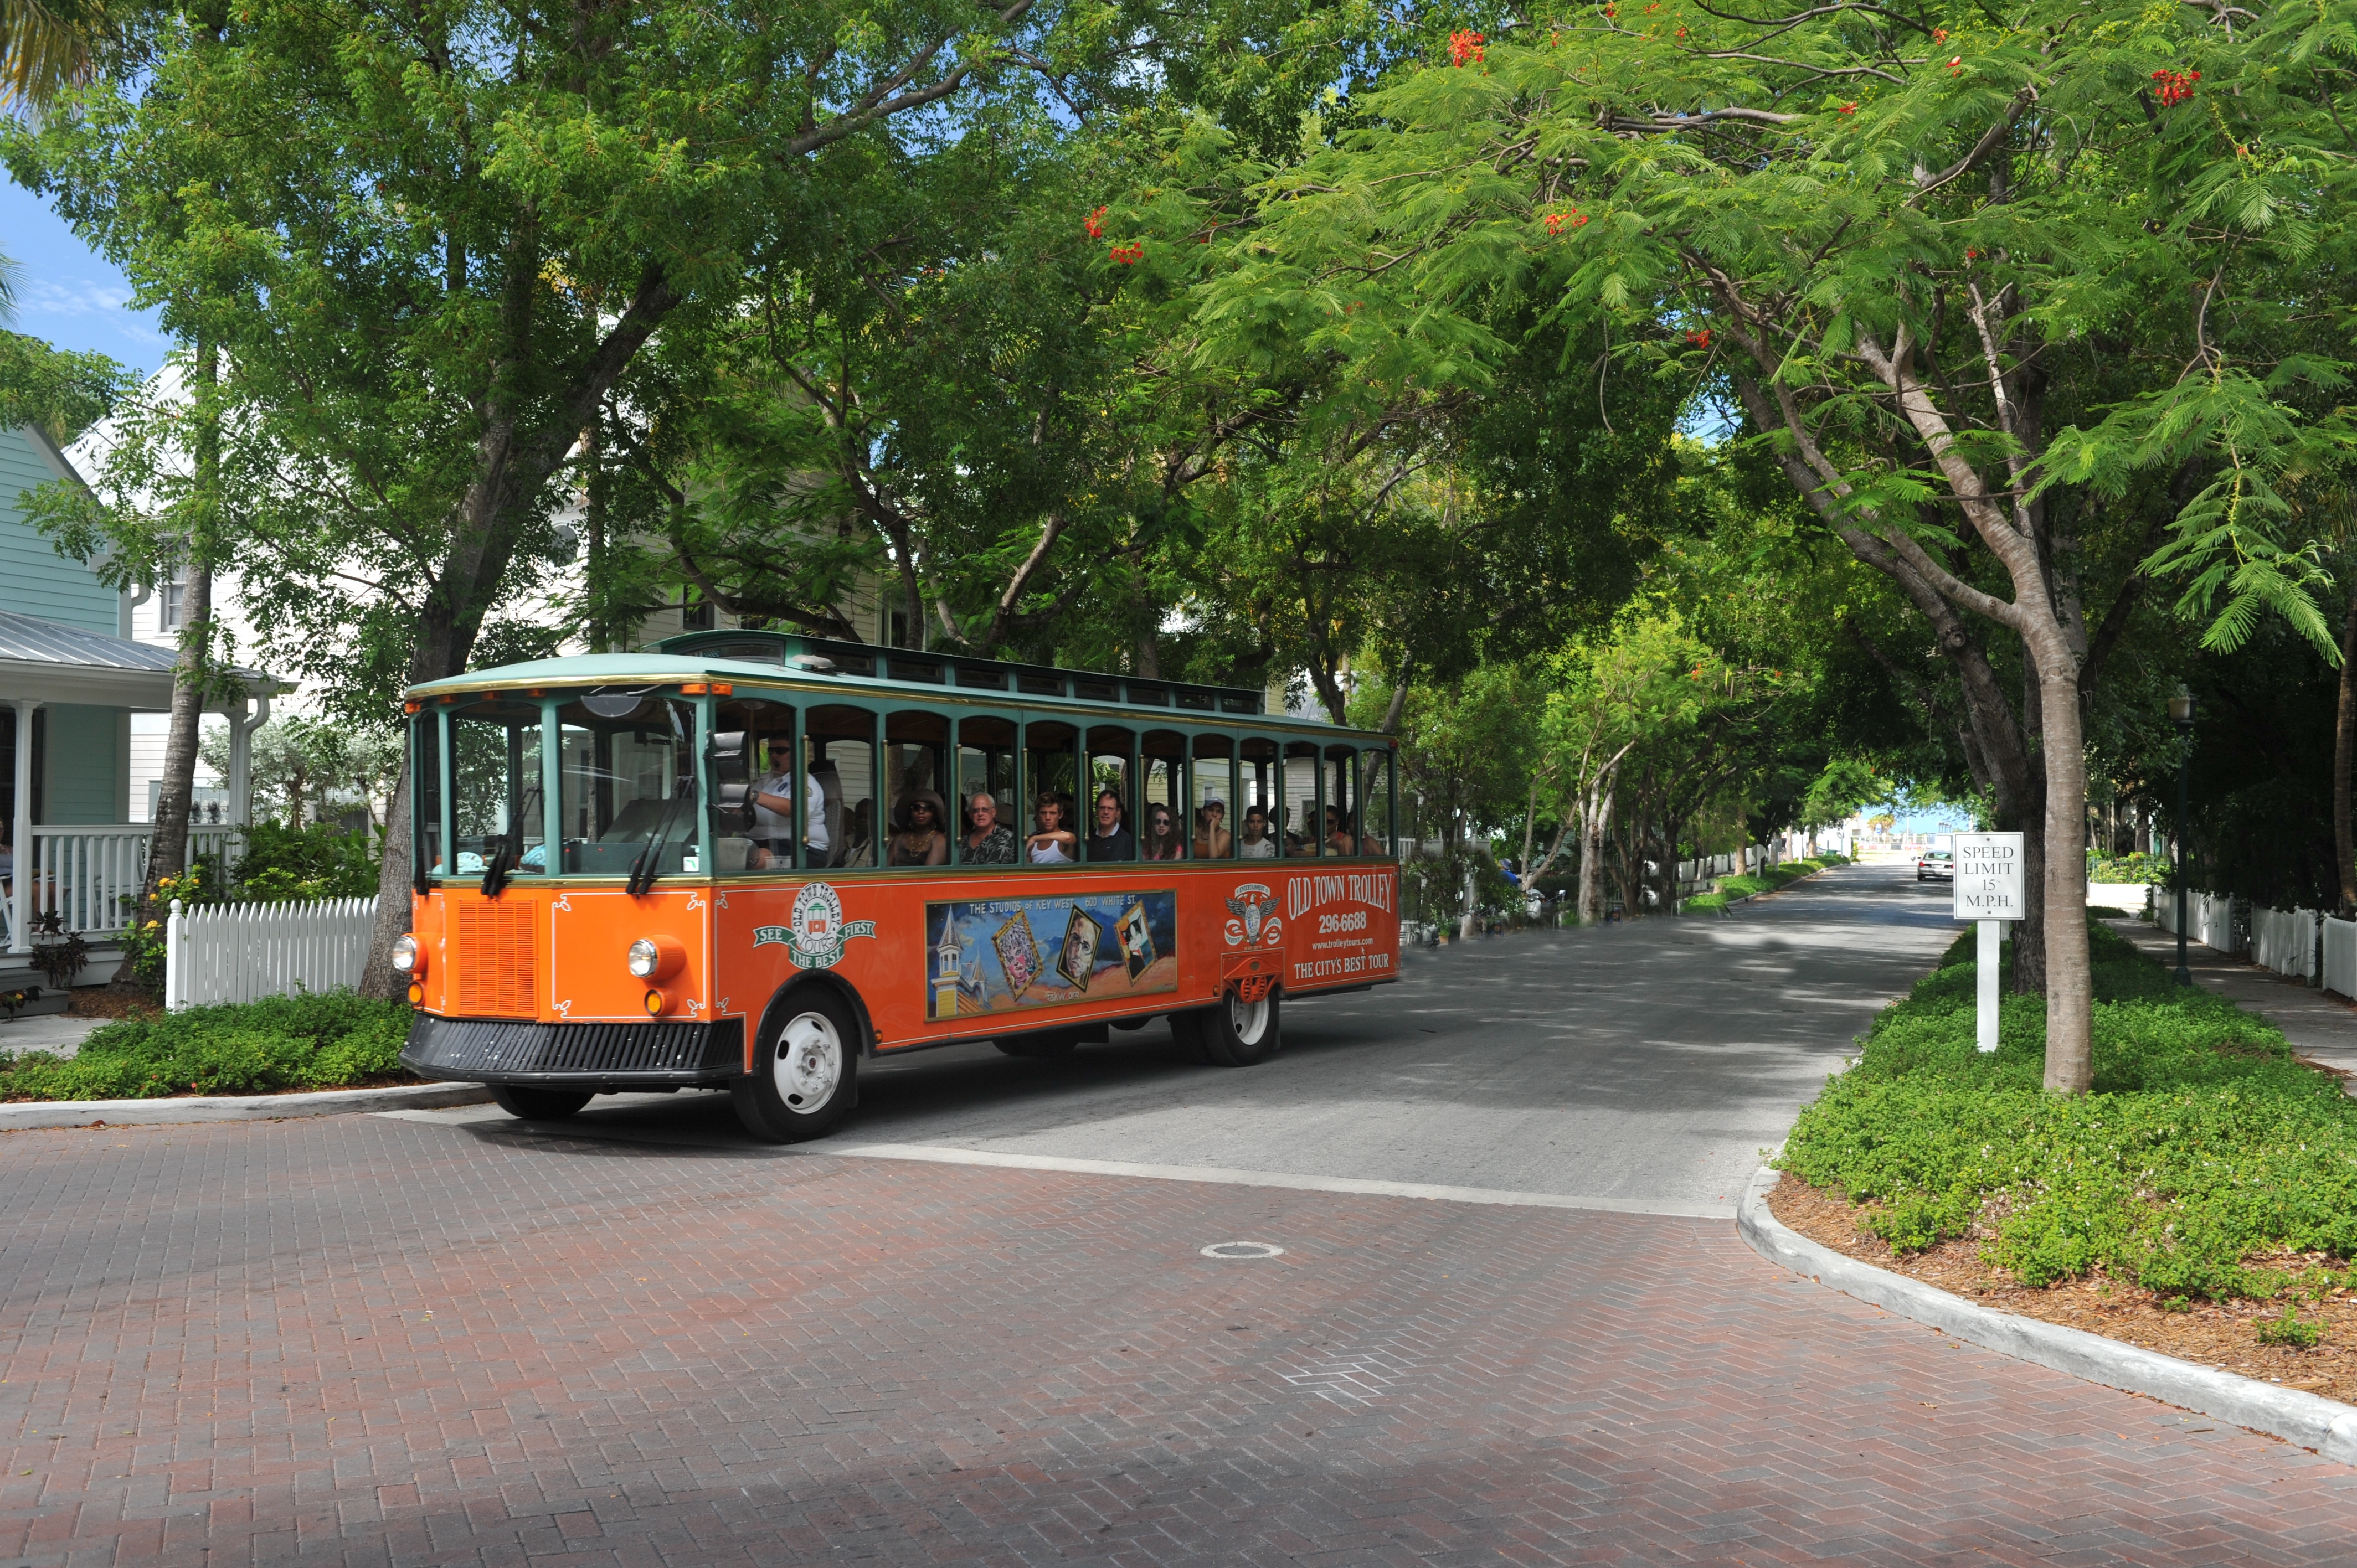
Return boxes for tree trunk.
[2011,650,2049,997]
[142,338,220,909]
[2033,655,2092,1092]
[358,768,413,1002]
[2337,587,2357,917]
[1577,776,1615,925]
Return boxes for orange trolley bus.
[395,632,1403,1142]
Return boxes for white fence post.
[164,898,185,1010]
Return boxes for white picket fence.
[164,896,378,1009]
[2154,889,2243,955]
[2251,906,2319,981]
[2325,919,2357,1000]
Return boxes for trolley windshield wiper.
[626,707,693,896]
[482,785,539,898]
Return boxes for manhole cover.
[1200,1241,1285,1260]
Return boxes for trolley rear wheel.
[1191,986,1282,1068]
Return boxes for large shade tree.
[8,0,1152,988]
[1198,0,2352,1091]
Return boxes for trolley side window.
[1237,736,1283,860]
[553,694,697,876]
[447,699,547,878]
[1190,732,1234,859]
[1021,719,1082,868]
[805,704,879,869]
[411,711,442,887]
[1284,739,1322,857]
[1084,725,1135,862]
[954,714,1019,866]
[1359,747,1397,859]
[716,697,798,874]
[1324,742,1360,857]
[1141,729,1187,861]
[884,709,951,868]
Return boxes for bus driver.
[750,740,829,866]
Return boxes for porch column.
[227,691,270,828]
[9,698,39,955]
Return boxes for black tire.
[487,1084,593,1121]
[732,989,860,1143]
[995,1035,1079,1059]
[1194,987,1282,1068]
[1167,1010,1212,1065]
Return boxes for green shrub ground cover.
[1780,919,2357,1303]
[1684,854,1847,911]
[0,991,413,1101]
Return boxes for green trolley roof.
[406,636,1392,742]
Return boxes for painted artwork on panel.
[923,890,1179,1021]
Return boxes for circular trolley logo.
[1223,883,1283,948]
[754,882,877,971]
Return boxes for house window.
[680,590,714,632]
[160,575,185,631]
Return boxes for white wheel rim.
[1229,992,1270,1046]
[774,1012,842,1111]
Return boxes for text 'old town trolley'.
[393,631,1403,1141]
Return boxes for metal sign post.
[1952,832,2027,1053]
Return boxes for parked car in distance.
[1917,850,1954,883]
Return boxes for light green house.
[1,423,273,979]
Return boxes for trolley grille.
[404,1015,744,1081]
[454,900,538,1017]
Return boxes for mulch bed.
[1768,1175,2357,1405]
[64,988,163,1021]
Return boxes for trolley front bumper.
[402,1014,746,1091]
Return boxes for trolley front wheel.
[734,992,860,1143]
[487,1085,593,1121]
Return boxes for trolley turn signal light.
[406,982,425,1006]
[643,988,666,1017]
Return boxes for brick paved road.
[5,863,2355,1564]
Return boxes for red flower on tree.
[1543,208,1589,235]
[1932,26,1947,41]
[1449,29,1484,65]
[1085,205,1107,240]
[1838,101,1857,114]
[1686,328,1712,348]
[1109,241,1145,266]
[2152,68,2201,107]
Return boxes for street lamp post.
[2168,692,2196,987]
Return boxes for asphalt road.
[406,857,1959,1215]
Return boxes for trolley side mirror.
[707,729,749,782]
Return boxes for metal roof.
[0,610,186,672]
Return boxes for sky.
[2,179,167,374]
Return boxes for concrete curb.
[0,1081,494,1131]
[1738,1164,2357,1464]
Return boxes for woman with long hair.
[1141,801,1186,860]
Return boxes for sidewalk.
[2112,915,2357,1080]
[0,1013,106,1060]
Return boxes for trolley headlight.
[391,934,421,974]
[625,935,685,982]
